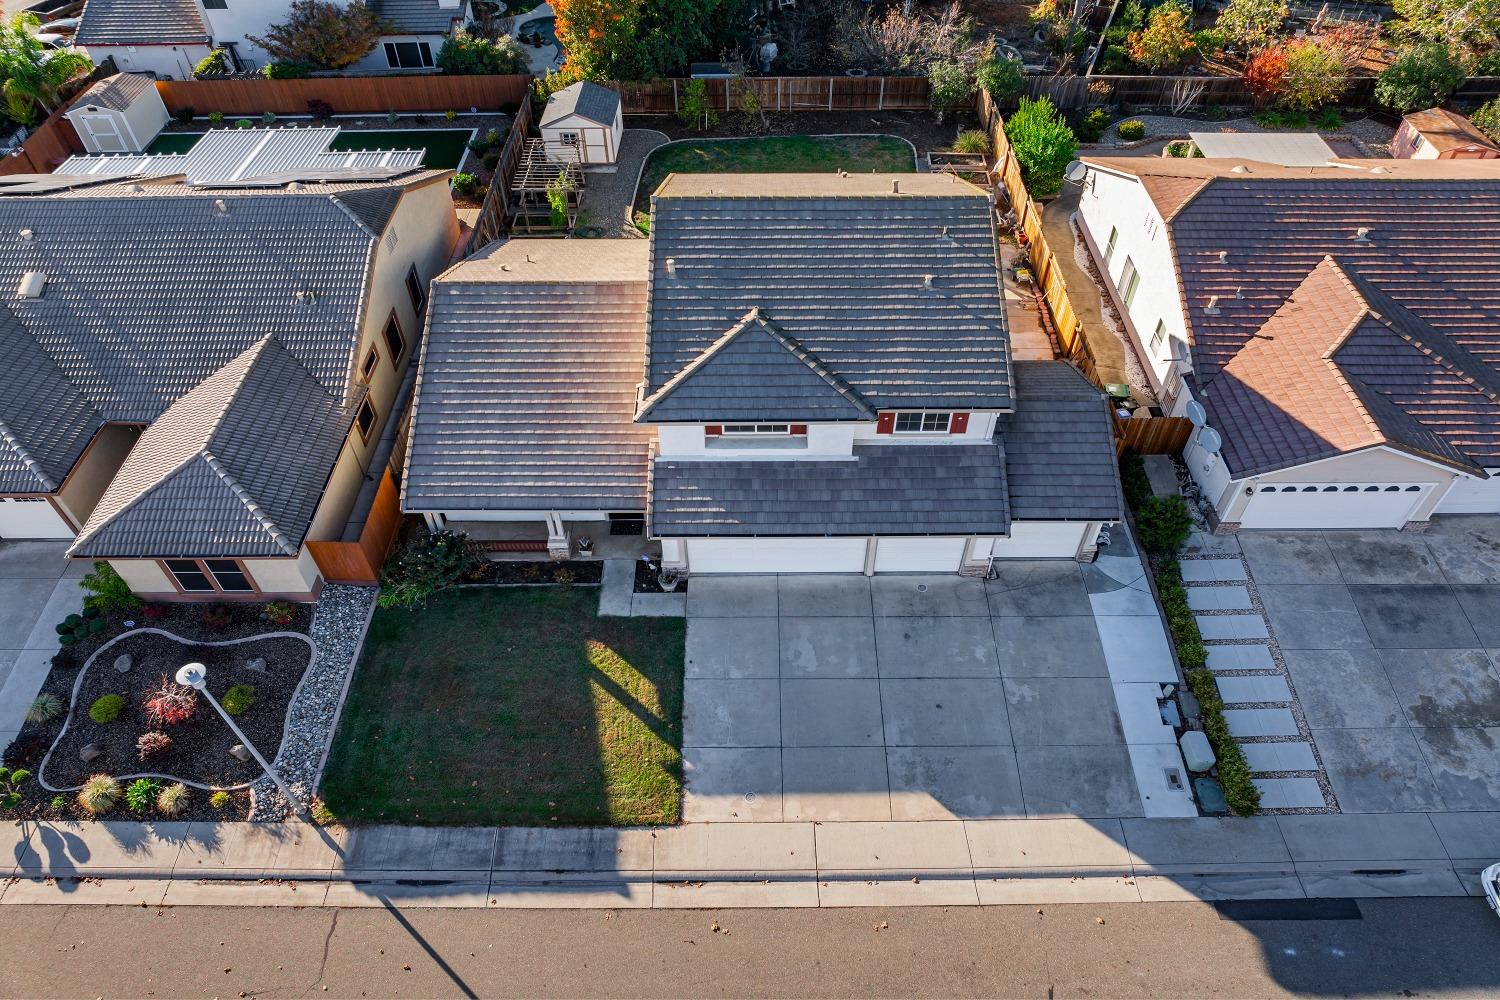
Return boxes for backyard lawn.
[319,587,685,826]
[633,134,916,215]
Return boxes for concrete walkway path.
[5,811,1493,908]
[0,542,85,753]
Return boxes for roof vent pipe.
[665,257,677,277]
[1204,294,1220,315]
[212,198,229,216]
[18,228,33,241]
[923,273,934,289]
[1218,250,1228,263]
[891,179,900,193]
[1354,226,1371,242]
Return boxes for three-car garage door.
[1239,482,1432,529]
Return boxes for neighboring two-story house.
[0,165,459,599]
[403,173,1123,576]
[75,0,472,79]
[1075,155,1500,529]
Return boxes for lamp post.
[175,662,306,819]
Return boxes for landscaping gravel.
[250,584,377,820]
[1087,114,1396,149]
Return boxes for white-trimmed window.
[1103,226,1118,266]
[163,558,254,594]
[1150,319,1168,355]
[721,424,791,435]
[893,412,953,434]
[1120,256,1140,309]
[558,131,580,147]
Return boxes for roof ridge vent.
[18,270,47,299]
[1203,294,1220,315]
[1354,226,1372,242]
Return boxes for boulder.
[79,743,102,763]
[1180,730,1215,772]
[245,657,267,674]
[112,654,132,674]
[229,744,252,762]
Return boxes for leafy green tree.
[248,0,389,71]
[553,0,754,80]
[1278,38,1346,110]
[1003,96,1077,197]
[0,12,92,124]
[1471,98,1500,143]
[1128,2,1196,70]
[1376,42,1466,113]
[1390,0,1500,68]
[1213,0,1289,51]
[975,53,1024,101]
[676,77,716,130]
[927,58,971,120]
[436,29,528,75]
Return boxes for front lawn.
[319,587,685,826]
[633,134,916,215]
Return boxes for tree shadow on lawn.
[319,587,685,827]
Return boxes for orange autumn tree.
[552,0,640,80]
[553,0,754,80]
[1243,45,1288,103]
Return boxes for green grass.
[145,128,475,169]
[319,587,686,826]
[633,135,916,213]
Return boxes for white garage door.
[1434,471,1500,515]
[686,537,867,574]
[1239,482,1431,529]
[872,537,967,573]
[988,522,1090,559]
[0,497,74,539]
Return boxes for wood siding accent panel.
[307,466,403,583]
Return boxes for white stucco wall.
[988,521,1092,559]
[83,44,212,80]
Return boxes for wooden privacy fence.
[0,110,83,175]
[609,75,932,114]
[156,73,531,116]
[464,96,532,253]
[1114,414,1195,456]
[1028,72,1500,111]
[307,467,403,585]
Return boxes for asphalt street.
[0,896,1497,997]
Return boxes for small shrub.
[953,129,991,154]
[261,110,277,125]
[379,529,481,608]
[124,777,159,813]
[136,730,173,760]
[554,568,575,586]
[89,694,125,724]
[0,766,31,809]
[263,60,315,80]
[208,111,225,125]
[2,733,45,769]
[1316,108,1344,131]
[144,675,197,726]
[1117,119,1147,141]
[222,685,256,716]
[236,118,253,129]
[156,782,190,816]
[310,797,337,825]
[88,617,107,635]
[265,600,296,625]
[64,613,81,629]
[78,774,121,815]
[437,29,528,75]
[1076,107,1112,143]
[386,110,399,126]
[1166,140,1193,157]
[1192,28,1226,57]
[194,48,232,76]
[976,53,1025,102]
[927,58,972,120]
[1377,42,1465,114]
[50,794,67,812]
[1186,668,1261,814]
[452,172,483,199]
[1004,96,1078,197]
[1135,494,1193,555]
[174,106,196,124]
[210,790,232,810]
[201,604,232,631]
[677,78,716,130]
[444,109,457,121]
[306,98,333,119]
[1097,43,1131,73]
[26,693,63,725]
[1118,449,1152,511]
[51,650,76,671]
[58,632,77,647]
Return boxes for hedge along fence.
[155,73,532,117]
[609,76,933,114]
[1031,72,1500,111]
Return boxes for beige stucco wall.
[305,438,369,542]
[243,547,322,595]
[108,559,173,594]
[55,425,142,531]
[1219,446,1460,522]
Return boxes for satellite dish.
[1184,399,1207,427]
[1198,427,1222,455]
[1063,160,1087,184]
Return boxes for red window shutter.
[949,412,970,434]
[704,425,722,436]
[876,413,895,434]
[790,424,808,435]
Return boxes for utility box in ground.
[63,74,168,154]
[539,81,622,166]
[1180,730,1215,772]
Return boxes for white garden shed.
[539,81,622,166]
[63,74,169,154]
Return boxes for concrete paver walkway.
[0,542,85,753]
[5,811,1493,908]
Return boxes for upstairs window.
[1120,256,1141,309]
[721,424,791,435]
[405,265,426,313]
[1103,226,1118,266]
[356,397,378,442]
[893,412,953,434]
[382,311,406,363]
[1150,320,1168,355]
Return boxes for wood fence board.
[156,74,531,116]
[1115,415,1194,455]
[605,76,931,114]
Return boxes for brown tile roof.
[1402,108,1500,155]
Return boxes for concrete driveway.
[1240,517,1500,813]
[680,570,1150,823]
[0,541,86,751]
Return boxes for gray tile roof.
[651,444,1011,537]
[997,361,1123,522]
[402,239,655,512]
[69,73,156,114]
[0,304,103,492]
[646,174,1010,412]
[76,0,209,44]
[70,336,356,559]
[637,308,874,423]
[371,0,468,34]
[541,81,620,127]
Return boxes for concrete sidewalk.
[4,812,1494,908]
